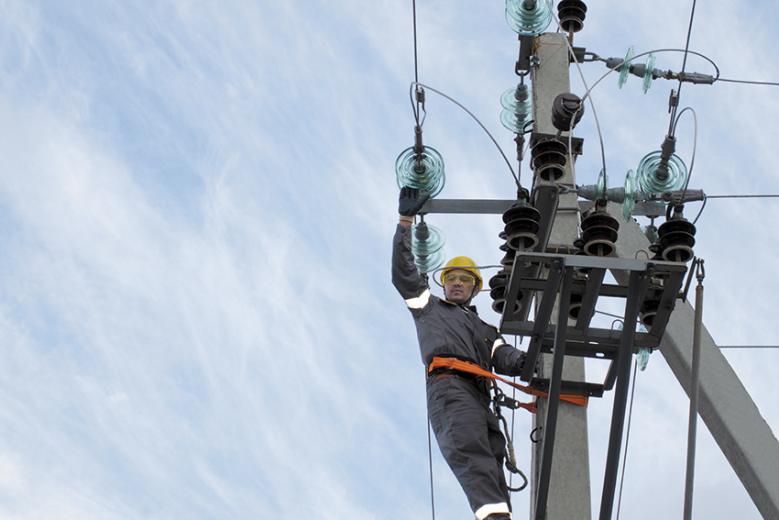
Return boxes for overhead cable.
[670,0,699,137]
[716,78,779,87]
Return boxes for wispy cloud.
[0,0,777,519]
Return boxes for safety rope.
[427,357,589,408]
[493,384,529,492]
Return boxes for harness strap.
[428,357,589,408]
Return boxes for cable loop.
[411,82,521,189]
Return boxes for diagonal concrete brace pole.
[610,203,779,519]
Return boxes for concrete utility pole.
[527,31,779,519]
[421,25,779,520]
[529,33,591,520]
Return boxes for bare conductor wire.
[670,0,699,137]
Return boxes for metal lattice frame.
[497,252,687,520]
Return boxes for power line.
[716,78,779,87]
[705,194,779,199]
[719,346,779,349]
[412,0,419,85]
[670,0,699,136]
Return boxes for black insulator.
[502,203,541,224]
[568,292,583,320]
[531,138,568,181]
[489,272,508,289]
[552,93,585,132]
[490,284,506,301]
[489,271,521,314]
[640,298,660,327]
[505,219,540,251]
[492,298,508,314]
[579,210,619,257]
[656,217,696,262]
[639,285,664,327]
[492,292,522,314]
[558,0,587,33]
[499,243,517,266]
[503,203,542,251]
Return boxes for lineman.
[392,187,528,520]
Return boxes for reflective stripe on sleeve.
[492,339,508,357]
[475,502,511,520]
[404,289,431,309]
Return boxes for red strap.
[428,357,589,408]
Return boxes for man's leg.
[427,377,511,519]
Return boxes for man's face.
[443,268,480,305]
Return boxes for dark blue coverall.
[392,224,527,520]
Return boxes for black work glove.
[398,186,430,217]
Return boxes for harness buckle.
[495,394,522,410]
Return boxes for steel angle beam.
[574,267,606,334]
[518,259,564,382]
[645,267,687,341]
[500,251,688,392]
[578,200,667,218]
[534,266,575,520]
[501,255,532,328]
[599,269,649,520]
[501,252,687,342]
[529,378,605,398]
[503,313,667,351]
[420,199,516,215]
[602,270,652,391]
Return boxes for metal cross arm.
[498,252,688,387]
[500,252,688,520]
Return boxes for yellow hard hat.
[441,256,483,290]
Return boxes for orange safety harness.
[427,356,589,412]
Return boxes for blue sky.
[0,1,777,519]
